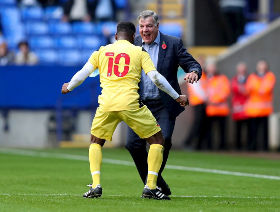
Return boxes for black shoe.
[142,185,171,200]
[157,182,172,196]
[83,185,102,198]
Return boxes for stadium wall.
[0,110,51,148]
[0,110,94,148]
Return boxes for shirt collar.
[142,32,160,45]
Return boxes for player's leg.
[126,127,171,195]
[126,101,172,196]
[120,107,170,200]
[83,109,120,198]
[142,131,170,200]
[83,135,105,198]
[89,135,105,189]
[144,131,165,190]
[154,106,176,192]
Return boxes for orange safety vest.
[206,74,230,117]
[244,71,276,117]
[187,71,207,106]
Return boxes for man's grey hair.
[137,10,159,25]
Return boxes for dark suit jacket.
[134,32,202,117]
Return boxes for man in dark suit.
[125,10,202,196]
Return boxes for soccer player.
[61,22,188,200]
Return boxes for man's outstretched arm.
[147,70,189,107]
[61,62,95,94]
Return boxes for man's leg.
[184,105,201,148]
[142,131,170,200]
[121,106,170,200]
[236,120,242,150]
[126,126,171,195]
[197,103,207,150]
[184,104,206,149]
[155,107,176,180]
[248,118,257,151]
[206,116,213,150]
[218,116,226,150]
[260,117,269,151]
[125,102,172,195]
[125,128,148,185]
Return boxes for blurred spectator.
[245,60,276,151]
[62,0,116,23]
[0,34,4,45]
[91,0,116,22]
[37,0,60,8]
[17,0,40,7]
[231,62,249,150]
[219,0,246,45]
[184,55,207,150]
[205,62,230,150]
[18,0,60,8]
[62,0,91,23]
[0,42,15,66]
[15,41,38,65]
[102,27,116,44]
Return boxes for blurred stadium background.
[0,0,279,151]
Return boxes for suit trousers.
[184,103,207,150]
[235,119,249,150]
[248,117,269,151]
[206,116,227,150]
[125,99,176,187]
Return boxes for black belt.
[141,99,163,105]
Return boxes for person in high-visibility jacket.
[205,62,230,150]
[184,55,207,150]
[231,62,249,150]
[245,60,276,151]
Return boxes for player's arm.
[61,62,95,94]
[141,48,188,106]
[147,70,188,106]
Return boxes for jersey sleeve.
[89,46,103,69]
[141,48,156,74]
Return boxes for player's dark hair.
[117,22,136,36]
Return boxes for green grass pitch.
[0,148,280,212]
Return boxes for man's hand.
[61,83,71,94]
[184,71,198,84]
[176,95,189,107]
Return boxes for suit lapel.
[134,36,142,47]
[157,32,167,73]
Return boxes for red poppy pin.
[162,41,167,49]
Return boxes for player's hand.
[61,83,71,94]
[184,72,198,84]
[176,95,189,107]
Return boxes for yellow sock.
[146,144,164,189]
[89,143,102,188]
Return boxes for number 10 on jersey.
[105,52,131,77]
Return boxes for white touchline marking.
[0,148,280,180]
[1,194,279,199]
